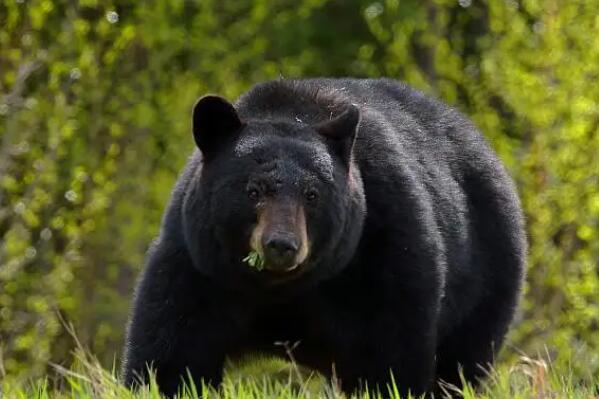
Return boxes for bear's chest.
[249,302,308,346]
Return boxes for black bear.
[122,78,526,397]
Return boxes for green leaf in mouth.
[242,250,265,271]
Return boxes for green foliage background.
[1,0,598,384]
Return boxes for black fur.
[122,78,526,397]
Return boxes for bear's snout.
[250,198,310,272]
[262,232,299,271]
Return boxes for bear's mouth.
[263,262,300,274]
[251,256,310,282]
[260,261,308,283]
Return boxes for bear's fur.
[122,78,526,397]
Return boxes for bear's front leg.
[122,243,240,396]
[331,228,444,397]
[333,307,438,398]
[123,292,234,396]
[156,319,229,396]
[124,313,230,396]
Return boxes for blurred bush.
[1,0,597,382]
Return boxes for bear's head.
[182,95,366,292]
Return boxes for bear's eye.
[305,190,319,203]
[247,187,260,200]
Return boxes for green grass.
[1,350,597,399]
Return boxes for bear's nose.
[262,233,299,270]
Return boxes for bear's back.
[236,78,495,177]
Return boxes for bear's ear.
[192,95,243,159]
[315,103,360,166]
